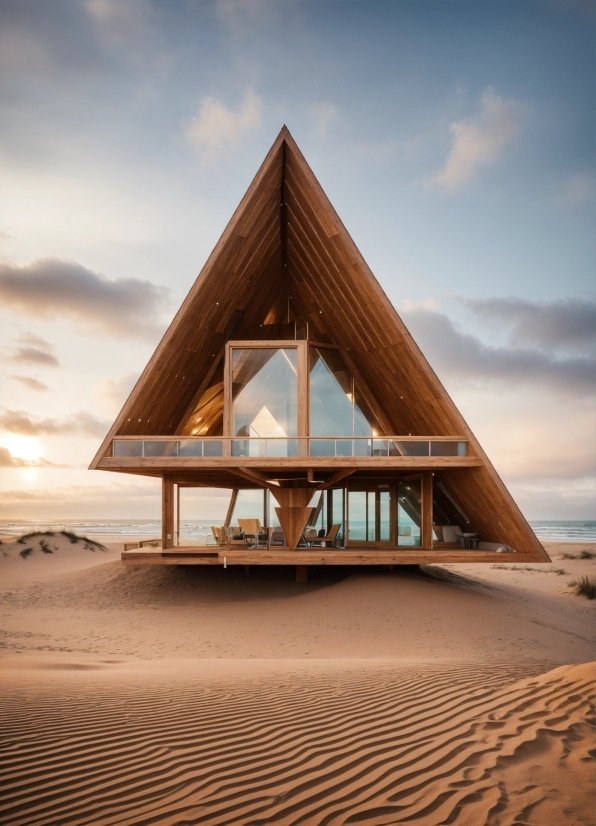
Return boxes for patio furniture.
[227,527,246,545]
[441,525,463,543]
[237,519,270,549]
[210,526,226,546]
[308,524,341,548]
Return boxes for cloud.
[184,90,263,168]
[402,307,595,396]
[9,346,60,368]
[0,258,169,340]
[0,447,63,468]
[0,409,110,439]
[84,0,152,47]
[463,297,596,355]
[9,376,50,392]
[313,102,339,139]
[92,371,140,415]
[7,333,60,368]
[427,87,525,191]
[562,171,596,206]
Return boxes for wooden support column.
[271,486,314,550]
[162,476,175,549]
[296,565,308,583]
[421,472,433,550]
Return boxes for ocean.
[0,520,595,543]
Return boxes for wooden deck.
[121,545,539,566]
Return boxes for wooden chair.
[308,523,341,548]
[210,526,226,546]
[228,526,246,545]
[237,518,270,549]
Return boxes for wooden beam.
[421,472,433,550]
[162,476,175,550]
[296,565,308,583]
[224,488,238,527]
[229,467,280,488]
[320,467,356,489]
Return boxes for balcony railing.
[111,437,468,459]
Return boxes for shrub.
[568,576,596,600]
[580,550,595,560]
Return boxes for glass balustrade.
[112,438,467,458]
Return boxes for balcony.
[111,436,469,459]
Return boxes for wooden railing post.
[162,476,175,549]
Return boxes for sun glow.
[2,435,43,462]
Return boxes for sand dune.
[1,660,593,826]
[1,541,594,824]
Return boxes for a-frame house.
[91,127,549,571]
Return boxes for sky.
[0,0,594,522]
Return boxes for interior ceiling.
[91,126,546,558]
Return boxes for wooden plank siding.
[90,126,548,563]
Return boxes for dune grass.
[39,538,55,554]
[492,564,566,574]
[568,576,596,600]
[561,550,595,560]
[17,532,50,544]
[14,531,107,555]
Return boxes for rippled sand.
[0,538,594,825]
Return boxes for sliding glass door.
[347,488,390,544]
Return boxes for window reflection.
[231,348,298,455]
[309,348,381,437]
[397,481,421,546]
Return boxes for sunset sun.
[3,435,43,463]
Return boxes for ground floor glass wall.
[397,481,421,547]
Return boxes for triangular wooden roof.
[91,126,547,560]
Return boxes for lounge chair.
[210,526,226,546]
[308,523,341,548]
[237,518,270,549]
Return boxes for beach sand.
[1,535,594,825]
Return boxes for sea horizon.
[1,518,595,543]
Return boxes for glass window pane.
[431,441,460,456]
[367,492,375,540]
[309,347,382,437]
[178,440,203,457]
[348,491,367,541]
[113,440,142,457]
[371,439,389,456]
[203,440,223,457]
[231,439,249,457]
[397,481,421,546]
[232,348,297,439]
[394,441,430,457]
[380,491,390,541]
[143,441,178,457]
[335,439,353,457]
[309,439,336,457]
[231,489,265,526]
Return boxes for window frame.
[224,340,309,439]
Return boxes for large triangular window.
[309,347,382,437]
